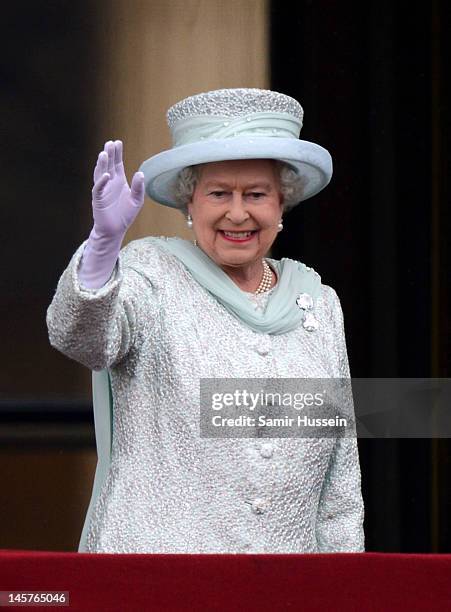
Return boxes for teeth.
[223,231,253,238]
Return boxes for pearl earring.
[186,214,193,229]
[277,220,283,232]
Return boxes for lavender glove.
[78,140,145,289]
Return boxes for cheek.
[191,204,221,237]
[200,211,220,230]
[259,206,282,230]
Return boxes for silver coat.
[46,237,365,553]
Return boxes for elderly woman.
[46,88,364,554]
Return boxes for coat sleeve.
[315,286,365,552]
[46,239,161,371]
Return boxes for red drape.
[1,551,450,611]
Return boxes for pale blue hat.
[139,88,333,209]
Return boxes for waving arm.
[46,140,157,371]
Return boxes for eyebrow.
[203,181,274,190]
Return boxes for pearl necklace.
[255,259,273,294]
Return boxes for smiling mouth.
[218,230,258,242]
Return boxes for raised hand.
[91,140,145,239]
[78,140,146,289]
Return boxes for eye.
[247,191,266,199]
[209,190,227,197]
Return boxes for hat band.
[172,112,302,147]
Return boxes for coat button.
[256,344,270,356]
[251,498,268,514]
[260,443,274,458]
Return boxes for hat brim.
[139,136,333,209]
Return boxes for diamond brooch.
[296,293,313,310]
[302,312,319,332]
[296,292,319,331]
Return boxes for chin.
[200,239,268,267]
[216,251,260,268]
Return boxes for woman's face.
[187,159,283,270]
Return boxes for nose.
[225,192,250,224]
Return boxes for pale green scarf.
[154,237,321,335]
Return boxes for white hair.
[173,161,306,214]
